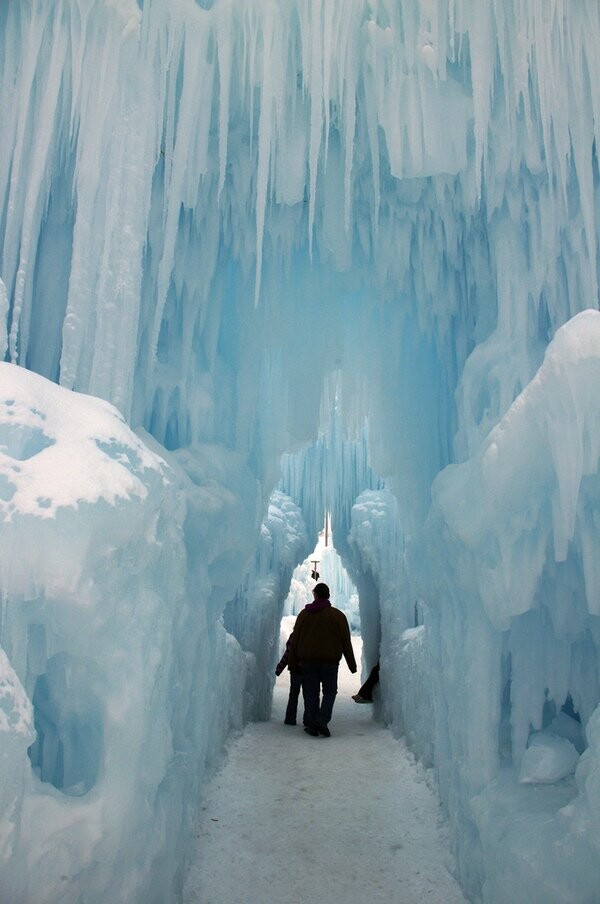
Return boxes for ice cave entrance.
[280,516,361,648]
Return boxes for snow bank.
[519,734,579,784]
[0,365,255,902]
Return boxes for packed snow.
[183,637,466,904]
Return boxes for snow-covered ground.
[183,638,466,904]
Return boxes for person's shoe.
[316,723,330,737]
[352,694,372,703]
[304,725,319,737]
[284,719,297,725]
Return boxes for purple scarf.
[305,598,331,612]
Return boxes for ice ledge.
[0,363,169,521]
[432,309,600,626]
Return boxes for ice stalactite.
[0,278,8,359]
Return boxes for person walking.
[275,636,305,726]
[288,583,357,737]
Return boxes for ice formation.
[283,533,361,633]
[1,0,600,901]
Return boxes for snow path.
[183,639,467,904]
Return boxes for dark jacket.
[288,599,357,673]
[275,637,302,675]
[275,643,290,676]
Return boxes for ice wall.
[224,490,309,719]
[345,316,600,901]
[1,0,600,901]
[420,312,600,900]
[0,364,258,902]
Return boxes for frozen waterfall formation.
[1,0,600,901]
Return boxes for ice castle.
[1,1,600,900]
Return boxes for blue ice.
[1,1,600,901]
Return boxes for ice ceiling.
[1,1,600,902]
[5,0,598,481]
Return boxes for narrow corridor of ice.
[183,639,466,904]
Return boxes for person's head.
[313,582,330,599]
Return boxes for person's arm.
[275,641,290,676]
[340,614,357,673]
[287,614,304,670]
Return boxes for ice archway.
[1,1,600,901]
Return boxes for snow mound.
[519,733,579,784]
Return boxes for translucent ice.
[2,0,600,901]
[519,733,579,785]
[0,365,254,902]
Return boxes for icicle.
[307,0,324,259]
[9,9,68,365]
[60,7,130,391]
[86,71,155,414]
[0,277,8,360]
[337,0,360,234]
[216,2,232,202]
[151,19,211,355]
[253,10,277,307]
[468,1,494,200]
[322,0,334,165]
[1,4,48,363]
[364,20,381,234]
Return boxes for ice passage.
[1,0,600,901]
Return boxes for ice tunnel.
[1,0,600,901]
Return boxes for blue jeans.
[301,662,339,726]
